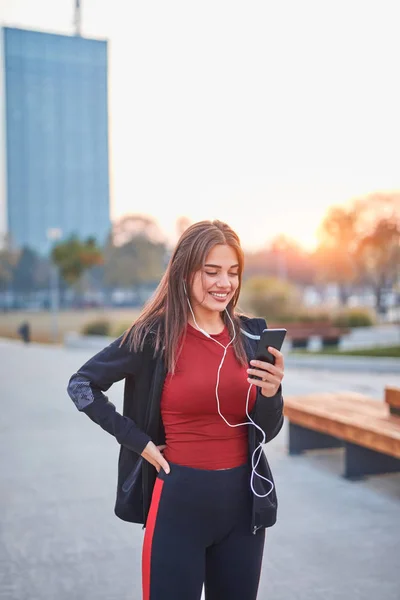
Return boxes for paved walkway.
[1,340,399,599]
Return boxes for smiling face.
[189,244,240,318]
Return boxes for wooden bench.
[385,386,400,417]
[290,326,346,350]
[284,390,400,478]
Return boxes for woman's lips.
[209,292,230,302]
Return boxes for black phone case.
[254,329,287,365]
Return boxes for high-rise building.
[0,26,110,254]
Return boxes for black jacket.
[67,316,284,534]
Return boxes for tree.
[103,234,166,289]
[355,217,400,313]
[353,192,400,232]
[270,235,316,285]
[244,237,316,286]
[315,191,400,310]
[12,247,42,293]
[315,206,359,304]
[240,276,301,321]
[0,249,16,291]
[102,215,167,289]
[51,236,103,287]
[351,192,400,312]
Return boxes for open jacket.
[67,315,284,535]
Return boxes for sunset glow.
[2,0,399,252]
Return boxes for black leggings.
[142,462,265,600]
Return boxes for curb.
[63,332,114,350]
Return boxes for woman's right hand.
[141,441,170,474]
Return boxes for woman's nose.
[217,275,230,288]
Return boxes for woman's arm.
[250,386,284,443]
[247,319,285,443]
[67,336,151,455]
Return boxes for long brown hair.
[121,220,248,373]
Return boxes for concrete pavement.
[1,339,399,599]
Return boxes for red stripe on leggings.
[142,478,164,600]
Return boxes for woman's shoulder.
[118,318,164,355]
[237,314,267,335]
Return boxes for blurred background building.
[0,3,398,336]
[0,25,110,255]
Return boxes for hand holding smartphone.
[255,328,287,364]
[249,328,287,380]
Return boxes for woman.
[67,220,285,600]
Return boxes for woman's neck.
[187,311,225,335]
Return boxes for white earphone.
[183,281,274,499]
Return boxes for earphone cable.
[185,294,274,498]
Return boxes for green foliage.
[332,307,376,328]
[282,307,374,327]
[335,346,400,357]
[51,236,103,285]
[294,346,400,357]
[103,235,166,288]
[82,319,111,336]
[102,215,167,289]
[12,247,44,292]
[81,319,138,338]
[241,276,300,320]
[0,248,17,290]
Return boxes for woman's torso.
[161,323,256,469]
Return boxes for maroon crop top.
[161,323,256,469]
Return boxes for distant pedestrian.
[17,321,30,344]
[67,220,285,600]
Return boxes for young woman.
[67,220,285,600]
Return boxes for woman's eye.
[205,272,239,277]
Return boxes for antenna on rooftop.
[74,0,82,36]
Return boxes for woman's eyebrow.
[204,263,240,269]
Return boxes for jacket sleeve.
[249,317,284,443]
[67,336,152,455]
[250,386,284,443]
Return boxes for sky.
[1,0,399,251]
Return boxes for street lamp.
[47,228,62,343]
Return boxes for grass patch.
[292,346,400,358]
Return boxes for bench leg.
[291,338,309,350]
[288,422,342,455]
[344,442,400,479]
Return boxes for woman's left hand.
[247,347,285,398]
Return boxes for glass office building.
[0,27,110,254]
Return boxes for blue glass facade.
[3,27,110,254]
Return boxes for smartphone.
[252,328,287,374]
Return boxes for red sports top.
[161,323,257,469]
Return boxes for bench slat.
[385,387,400,414]
[284,393,400,459]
